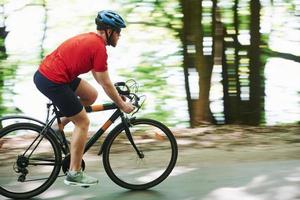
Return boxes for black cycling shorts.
[33,70,83,117]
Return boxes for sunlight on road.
[285,167,300,182]
[40,189,67,199]
[137,166,196,183]
[203,167,300,200]
[169,166,197,176]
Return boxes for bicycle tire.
[0,123,62,199]
[102,118,178,190]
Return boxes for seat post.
[46,102,53,123]
[51,105,63,130]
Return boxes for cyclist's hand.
[120,95,127,101]
[120,102,135,114]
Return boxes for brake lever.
[131,95,146,116]
[131,107,140,116]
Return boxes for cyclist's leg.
[34,71,98,185]
[54,80,98,185]
[64,110,98,186]
[75,79,98,106]
[67,109,89,171]
[59,79,98,128]
[55,91,98,186]
[42,81,88,172]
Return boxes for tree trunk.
[180,0,214,127]
[248,0,264,125]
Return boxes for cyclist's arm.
[92,70,133,113]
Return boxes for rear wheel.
[0,123,62,199]
[103,118,178,190]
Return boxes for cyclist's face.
[110,31,120,47]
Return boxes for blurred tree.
[221,0,241,124]
[0,3,8,126]
[39,0,47,59]
[0,0,46,120]
[0,3,8,58]
[221,0,265,125]
[248,0,264,125]
[180,0,215,127]
[116,0,181,32]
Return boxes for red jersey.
[39,32,107,83]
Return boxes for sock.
[68,170,81,176]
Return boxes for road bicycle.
[0,80,178,199]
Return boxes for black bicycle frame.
[83,103,122,154]
[85,103,144,158]
[1,102,140,162]
[54,102,141,157]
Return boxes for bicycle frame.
[0,101,140,169]
[83,103,124,154]
[45,102,140,158]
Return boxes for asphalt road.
[1,145,300,200]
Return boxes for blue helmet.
[95,10,126,30]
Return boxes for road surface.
[1,144,300,200]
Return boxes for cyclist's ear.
[106,29,113,34]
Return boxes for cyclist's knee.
[69,110,90,130]
[88,91,98,105]
[80,90,97,106]
[76,80,98,106]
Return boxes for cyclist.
[33,10,134,187]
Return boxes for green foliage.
[114,0,182,34]
[30,0,46,4]
[118,62,178,126]
[0,58,19,116]
[0,0,9,4]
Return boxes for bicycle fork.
[96,112,144,159]
[122,117,144,159]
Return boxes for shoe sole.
[64,179,98,187]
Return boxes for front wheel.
[103,118,178,190]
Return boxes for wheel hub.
[16,155,29,168]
